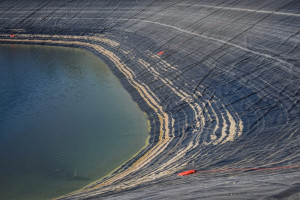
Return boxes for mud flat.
[0,0,299,199]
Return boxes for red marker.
[157,51,164,56]
[178,170,196,176]
[10,34,16,38]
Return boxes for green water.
[0,44,148,200]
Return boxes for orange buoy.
[157,51,164,56]
[10,34,16,38]
[178,170,196,176]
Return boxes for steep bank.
[0,0,299,199]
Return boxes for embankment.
[0,0,299,199]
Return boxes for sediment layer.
[0,0,299,199]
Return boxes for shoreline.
[1,1,299,199]
[0,34,173,198]
[0,33,245,199]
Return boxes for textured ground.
[0,0,299,199]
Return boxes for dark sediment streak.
[0,0,299,199]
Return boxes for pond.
[0,44,148,200]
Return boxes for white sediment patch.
[177,4,300,17]
[147,52,244,147]
[135,52,244,175]
[221,110,237,144]
[111,18,297,73]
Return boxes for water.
[0,44,148,200]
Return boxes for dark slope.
[0,0,299,199]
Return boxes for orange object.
[178,170,196,176]
[10,34,16,38]
[157,51,164,56]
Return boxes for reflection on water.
[0,44,148,200]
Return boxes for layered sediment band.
[0,1,299,198]
[0,34,244,198]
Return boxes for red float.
[157,51,164,56]
[178,170,196,176]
